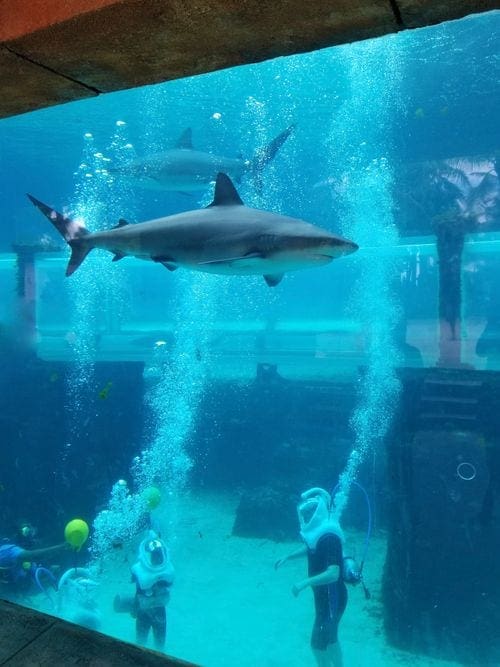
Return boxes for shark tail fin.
[27,194,94,276]
[251,124,295,178]
[66,241,93,276]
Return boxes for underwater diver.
[0,539,67,600]
[114,531,174,651]
[275,487,361,667]
[57,567,101,630]
[16,522,38,549]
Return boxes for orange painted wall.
[0,0,122,41]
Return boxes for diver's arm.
[19,543,67,561]
[274,545,308,570]
[292,564,340,596]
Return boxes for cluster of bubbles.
[134,272,217,496]
[65,132,111,435]
[62,122,150,561]
[65,121,136,436]
[90,276,218,558]
[90,480,149,559]
[328,39,403,519]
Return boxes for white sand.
[38,492,460,666]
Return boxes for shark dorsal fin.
[117,218,130,227]
[208,173,244,207]
[176,128,193,150]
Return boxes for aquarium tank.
[0,8,499,667]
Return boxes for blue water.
[0,10,499,667]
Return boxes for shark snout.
[343,240,359,256]
[322,236,359,259]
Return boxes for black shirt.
[307,532,345,621]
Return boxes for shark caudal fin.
[27,194,93,276]
[251,124,295,185]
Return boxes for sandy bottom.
[33,492,459,667]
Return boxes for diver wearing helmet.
[115,532,174,651]
[0,536,67,601]
[275,488,349,667]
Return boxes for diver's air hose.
[34,566,58,606]
[330,480,372,569]
[34,566,57,591]
[330,480,372,599]
[58,567,92,590]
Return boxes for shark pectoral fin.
[152,256,178,271]
[112,252,126,262]
[264,273,284,287]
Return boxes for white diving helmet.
[297,487,344,550]
[132,531,175,591]
[138,535,169,570]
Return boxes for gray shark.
[27,173,358,287]
[108,125,295,192]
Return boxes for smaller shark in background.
[27,173,358,287]
[108,125,295,192]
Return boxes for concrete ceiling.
[0,0,498,118]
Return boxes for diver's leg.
[312,648,330,667]
[151,606,167,650]
[328,641,343,666]
[311,619,330,667]
[136,609,150,646]
[313,642,343,667]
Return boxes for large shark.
[108,125,295,192]
[27,173,358,287]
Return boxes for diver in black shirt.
[275,487,351,667]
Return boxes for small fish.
[98,381,113,400]
[49,372,59,383]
